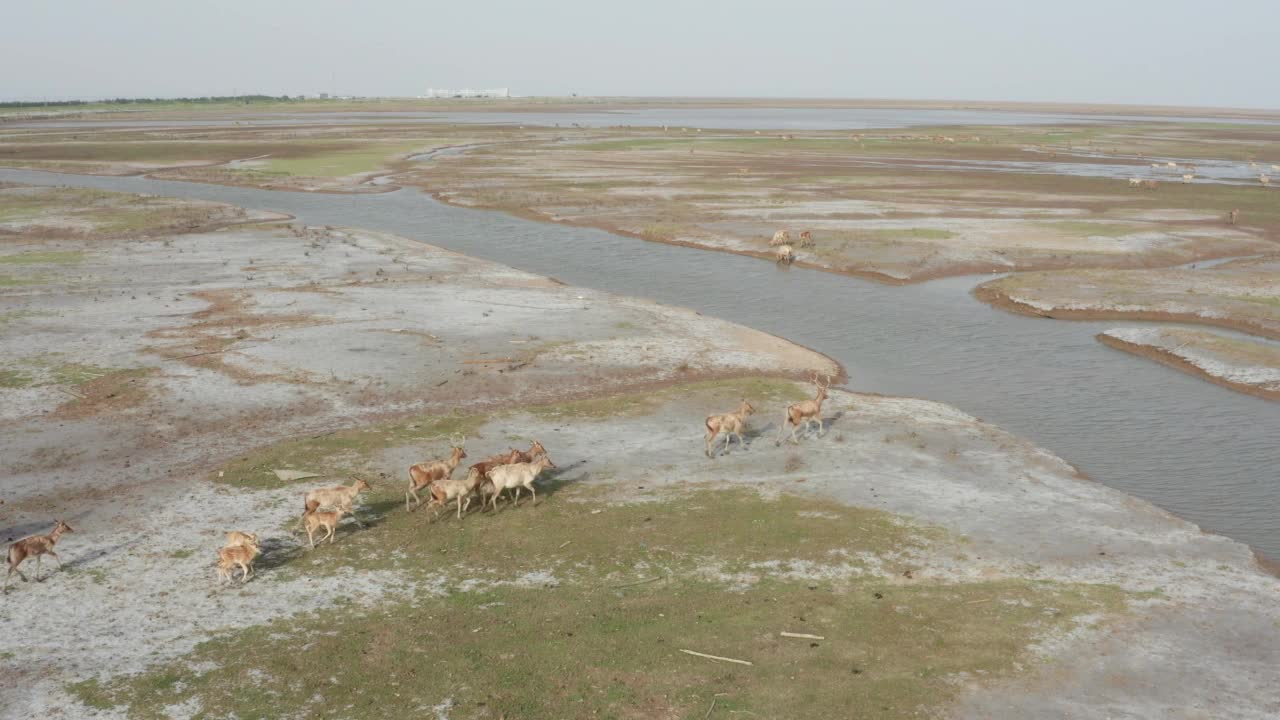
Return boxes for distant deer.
[798,230,814,248]
[5,520,74,590]
[1228,208,1240,225]
[774,244,796,264]
[776,374,832,445]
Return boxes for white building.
[423,88,510,99]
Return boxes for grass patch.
[1040,221,1144,237]
[0,369,34,388]
[259,142,425,177]
[0,273,44,286]
[863,227,957,241]
[0,250,84,265]
[75,487,1127,719]
[216,378,811,488]
[215,413,486,489]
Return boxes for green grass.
[863,228,957,241]
[1040,221,1143,237]
[0,250,84,265]
[0,369,34,388]
[71,487,1128,720]
[258,142,425,177]
[0,274,44,287]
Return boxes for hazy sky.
[3,0,1276,108]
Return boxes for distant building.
[423,88,510,99]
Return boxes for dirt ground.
[404,123,1280,283]
[0,188,1278,718]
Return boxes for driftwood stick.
[779,631,825,640]
[704,696,718,719]
[611,575,663,589]
[679,649,753,666]
[462,357,518,365]
[964,597,993,605]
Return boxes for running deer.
[5,520,74,590]
[304,476,372,527]
[216,542,261,584]
[225,531,258,548]
[406,437,468,511]
[705,399,755,457]
[485,455,557,510]
[301,500,346,549]
[776,374,832,445]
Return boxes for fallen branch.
[964,598,993,605]
[557,540,572,549]
[611,575,663,589]
[779,631,825,640]
[679,649,753,666]
[462,358,518,365]
[704,696,718,719]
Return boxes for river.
[2,165,1277,560]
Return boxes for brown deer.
[776,374,832,445]
[406,438,468,511]
[305,476,372,526]
[5,520,74,590]
[797,230,814,248]
[1228,208,1240,225]
[705,399,756,457]
[301,500,346,549]
[216,542,262,584]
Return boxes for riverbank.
[1099,328,1280,400]
[1,187,1279,718]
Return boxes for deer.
[1182,173,1195,184]
[216,542,261,584]
[1261,175,1272,187]
[225,531,258,548]
[301,500,346,549]
[485,455,557,510]
[798,230,814,248]
[425,476,480,521]
[705,399,755,457]
[1228,208,1240,225]
[1140,179,1158,190]
[1128,178,1142,187]
[507,439,548,465]
[774,244,796,264]
[304,476,372,527]
[769,230,792,247]
[406,436,468,511]
[463,448,523,493]
[5,520,74,590]
[776,374,832,445]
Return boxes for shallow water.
[7,106,1277,130]
[3,166,1278,559]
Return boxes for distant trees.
[0,95,303,109]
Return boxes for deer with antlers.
[5,520,74,590]
[406,435,468,511]
[776,374,832,445]
[705,399,755,457]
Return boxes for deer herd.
[5,373,839,591]
[769,229,814,265]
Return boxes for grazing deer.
[774,244,796,264]
[485,456,557,510]
[1261,175,1272,187]
[406,437,468,511]
[5,520,74,590]
[225,531,258,548]
[1128,178,1142,187]
[769,230,792,247]
[776,374,832,445]
[216,542,261,584]
[798,230,814,248]
[1228,208,1240,225]
[1140,179,1158,190]
[301,500,346,549]
[1182,173,1195,184]
[304,476,371,527]
[705,399,755,457]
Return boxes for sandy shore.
[1099,328,1280,400]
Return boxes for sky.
[2,0,1277,108]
